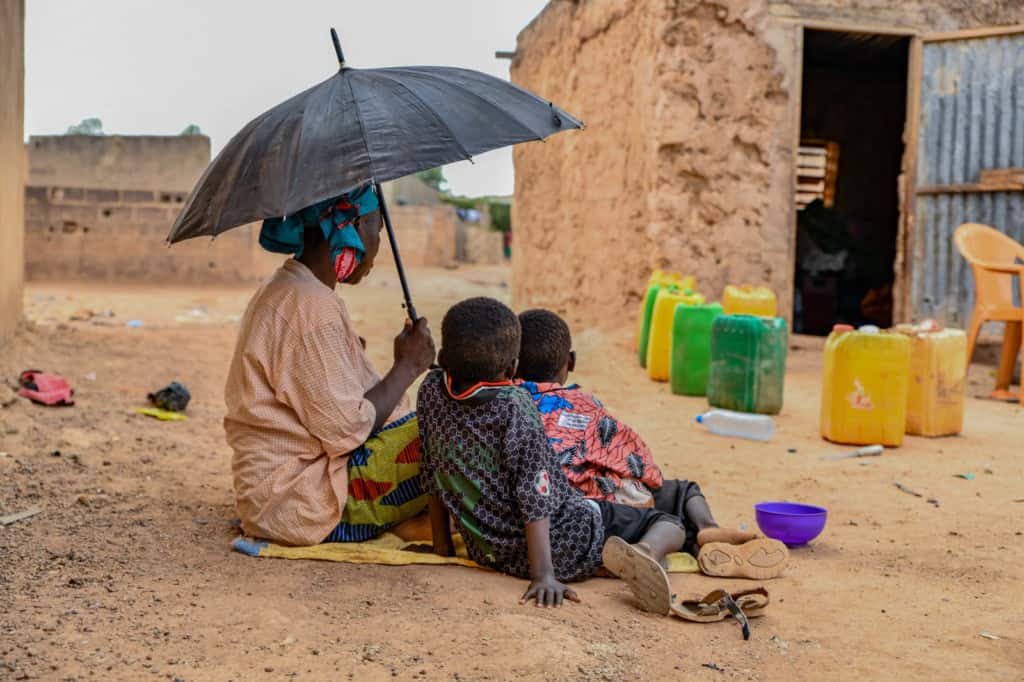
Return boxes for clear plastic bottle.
[696,409,776,442]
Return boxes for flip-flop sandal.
[987,388,1019,402]
[671,587,770,641]
[698,537,788,580]
[602,536,672,615]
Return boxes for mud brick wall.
[0,0,25,340]
[511,0,1024,329]
[377,205,458,269]
[382,175,442,207]
[23,134,285,284]
[23,135,466,283]
[23,184,285,283]
[27,134,210,192]
[459,225,505,265]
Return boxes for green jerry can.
[670,302,724,396]
[707,315,788,414]
[636,272,696,368]
[637,281,664,368]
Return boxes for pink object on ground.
[17,370,75,406]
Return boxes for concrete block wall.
[21,135,494,285]
[24,184,493,283]
[27,134,210,192]
[24,183,283,283]
[20,133,287,284]
[0,0,24,340]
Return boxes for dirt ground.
[1,264,1021,681]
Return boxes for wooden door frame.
[787,19,918,325]
[895,35,923,323]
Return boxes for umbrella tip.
[330,28,345,69]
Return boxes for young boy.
[516,308,788,579]
[418,298,697,613]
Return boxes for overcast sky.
[25,1,549,197]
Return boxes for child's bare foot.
[697,527,759,546]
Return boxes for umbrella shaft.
[375,181,418,321]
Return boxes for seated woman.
[224,185,435,546]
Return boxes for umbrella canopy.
[167,47,582,244]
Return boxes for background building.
[22,136,504,283]
[511,0,1024,332]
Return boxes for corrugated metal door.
[911,28,1024,325]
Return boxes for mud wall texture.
[459,224,506,265]
[766,1,1024,31]
[512,0,661,324]
[0,0,25,340]
[378,205,458,269]
[511,0,1024,328]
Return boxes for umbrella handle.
[374,181,419,321]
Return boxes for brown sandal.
[698,538,788,580]
[670,587,770,640]
[602,536,672,615]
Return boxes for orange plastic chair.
[953,223,1024,403]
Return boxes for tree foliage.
[65,118,104,135]
[440,194,477,210]
[180,123,203,136]
[416,166,447,192]
[489,202,511,233]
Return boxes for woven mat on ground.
[231,532,699,573]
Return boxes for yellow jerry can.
[636,271,696,356]
[646,286,705,381]
[893,321,967,437]
[820,325,911,446]
[722,285,777,318]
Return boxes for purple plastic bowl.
[755,502,828,546]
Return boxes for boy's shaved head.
[440,297,521,383]
[517,309,572,383]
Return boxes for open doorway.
[793,29,911,335]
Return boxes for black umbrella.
[167,28,583,319]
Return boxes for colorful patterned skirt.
[323,413,428,543]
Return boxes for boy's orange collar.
[445,373,514,401]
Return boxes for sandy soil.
[1,264,1022,681]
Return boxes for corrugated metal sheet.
[913,34,1024,326]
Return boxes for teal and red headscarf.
[259,184,380,282]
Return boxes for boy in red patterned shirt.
[516,309,788,579]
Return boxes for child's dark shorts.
[592,479,703,556]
